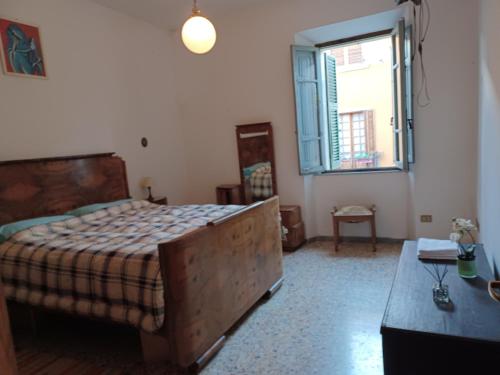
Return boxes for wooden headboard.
[0,153,130,225]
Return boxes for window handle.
[390,117,394,127]
[407,118,414,130]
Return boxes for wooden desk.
[381,241,500,375]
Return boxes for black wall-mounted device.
[395,0,422,5]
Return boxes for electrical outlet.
[420,215,433,223]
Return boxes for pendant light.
[181,0,217,54]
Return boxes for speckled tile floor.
[203,241,402,375]
[13,241,402,375]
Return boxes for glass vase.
[432,282,450,304]
[457,254,477,279]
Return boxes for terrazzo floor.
[12,241,402,375]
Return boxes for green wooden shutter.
[291,45,325,175]
[391,18,409,170]
[324,55,340,170]
[405,25,415,164]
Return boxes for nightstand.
[148,196,168,205]
[216,184,242,204]
[280,205,305,251]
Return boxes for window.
[329,44,364,66]
[292,19,414,174]
[339,111,376,169]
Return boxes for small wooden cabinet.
[280,205,305,251]
[216,184,242,205]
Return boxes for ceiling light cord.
[414,0,431,107]
[192,0,200,14]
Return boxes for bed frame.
[0,153,284,372]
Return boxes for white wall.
[172,0,479,239]
[410,0,478,239]
[0,0,480,242]
[313,172,410,238]
[478,0,500,275]
[0,0,189,203]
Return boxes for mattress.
[0,200,243,332]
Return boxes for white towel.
[417,238,458,260]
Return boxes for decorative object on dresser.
[0,279,17,375]
[236,122,278,203]
[423,263,450,304]
[216,184,242,205]
[0,153,284,372]
[280,205,305,251]
[450,217,478,278]
[331,205,376,252]
[381,241,500,374]
[488,281,500,302]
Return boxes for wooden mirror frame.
[236,122,278,203]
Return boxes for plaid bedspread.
[0,200,243,332]
[250,166,273,199]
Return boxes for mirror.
[236,122,278,203]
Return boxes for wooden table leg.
[370,216,377,252]
[0,282,17,375]
[333,216,339,252]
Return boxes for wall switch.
[420,215,433,223]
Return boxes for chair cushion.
[334,205,373,216]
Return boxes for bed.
[0,153,283,371]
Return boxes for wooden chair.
[331,205,377,252]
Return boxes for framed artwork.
[0,18,47,78]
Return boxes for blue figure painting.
[0,18,46,78]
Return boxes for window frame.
[316,29,394,49]
[318,30,396,173]
[292,20,414,176]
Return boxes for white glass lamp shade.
[181,15,217,54]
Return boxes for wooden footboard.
[149,196,283,369]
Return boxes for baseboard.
[307,236,405,244]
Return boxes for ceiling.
[90,0,268,31]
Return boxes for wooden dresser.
[381,241,500,374]
[0,280,17,375]
[280,205,305,251]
